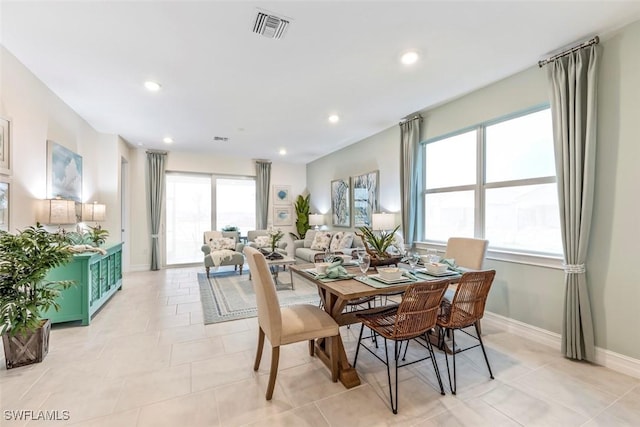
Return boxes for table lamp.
[371,212,395,232]
[36,198,77,230]
[309,213,324,230]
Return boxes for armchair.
[201,231,245,276]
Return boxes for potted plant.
[356,225,402,266]
[0,224,74,368]
[289,194,310,240]
[87,225,109,247]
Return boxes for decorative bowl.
[378,267,402,281]
[315,262,330,274]
[424,262,448,274]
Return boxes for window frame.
[419,105,564,269]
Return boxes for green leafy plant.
[88,225,109,247]
[0,225,74,336]
[221,225,239,232]
[289,194,310,240]
[356,225,401,258]
[65,229,93,245]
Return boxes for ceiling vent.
[253,10,289,40]
[213,136,229,142]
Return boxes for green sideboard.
[44,242,123,326]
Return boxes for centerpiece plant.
[0,224,74,368]
[356,225,401,265]
[267,227,284,256]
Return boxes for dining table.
[289,263,462,389]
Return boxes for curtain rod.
[145,150,167,155]
[538,36,599,68]
[399,114,422,125]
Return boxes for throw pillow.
[254,235,270,248]
[329,232,344,252]
[303,230,317,248]
[209,237,236,251]
[337,232,354,250]
[310,232,332,251]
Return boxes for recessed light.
[279,148,287,156]
[163,137,173,144]
[328,114,340,123]
[144,81,162,91]
[400,50,419,65]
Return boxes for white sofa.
[292,229,364,263]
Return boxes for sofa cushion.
[303,230,317,248]
[310,232,332,250]
[330,232,354,252]
[254,235,270,248]
[209,237,236,251]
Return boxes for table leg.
[313,289,361,389]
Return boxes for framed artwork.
[47,140,83,202]
[0,116,11,174]
[331,178,350,227]
[273,206,293,226]
[352,170,379,227]
[273,185,291,204]
[0,180,8,232]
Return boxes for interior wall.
[127,151,306,270]
[0,46,122,243]
[306,20,640,361]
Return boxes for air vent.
[213,136,229,142]
[253,11,289,40]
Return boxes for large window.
[166,173,256,265]
[423,107,563,255]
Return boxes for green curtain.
[547,44,599,361]
[399,116,423,247]
[147,151,166,271]
[255,160,271,230]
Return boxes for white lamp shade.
[309,213,324,227]
[82,203,106,222]
[371,212,395,231]
[37,199,77,225]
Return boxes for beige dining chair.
[243,247,340,400]
[444,237,489,269]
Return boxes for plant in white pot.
[0,224,74,368]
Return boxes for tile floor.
[1,266,639,426]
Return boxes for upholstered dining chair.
[437,269,496,394]
[243,247,340,400]
[352,280,449,414]
[444,237,489,270]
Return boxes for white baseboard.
[483,311,640,379]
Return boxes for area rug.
[197,270,321,324]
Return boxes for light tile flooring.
[1,266,639,426]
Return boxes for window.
[165,173,256,266]
[423,107,563,256]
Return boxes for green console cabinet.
[44,243,123,326]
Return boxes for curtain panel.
[147,151,167,271]
[399,116,423,247]
[547,45,599,361]
[255,160,271,230]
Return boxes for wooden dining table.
[290,263,461,389]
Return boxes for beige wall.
[306,20,640,361]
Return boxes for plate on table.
[416,268,459,277]
[369,274,415,285]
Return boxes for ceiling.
[2,1,640,164]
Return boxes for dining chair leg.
[441,327,456,395]
[308,339,315,356]
[450,329,457,394]
[352,323,366,367]
[266,346,280,400]
[425,334,445,395]
[330,335,339,382]
[254,327,265,371]
[383,338,398,414]
[475,322,494,380]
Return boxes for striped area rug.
[197,270,320,324]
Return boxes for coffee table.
[265,256,297,289]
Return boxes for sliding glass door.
[165,173,256,266]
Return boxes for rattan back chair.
[353,280,449,414]
[437,269,496,394]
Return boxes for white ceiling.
[2,1,640,164]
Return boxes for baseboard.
[483,311,640,379]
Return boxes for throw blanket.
[208,249,235,267]
[68,244,107,255]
